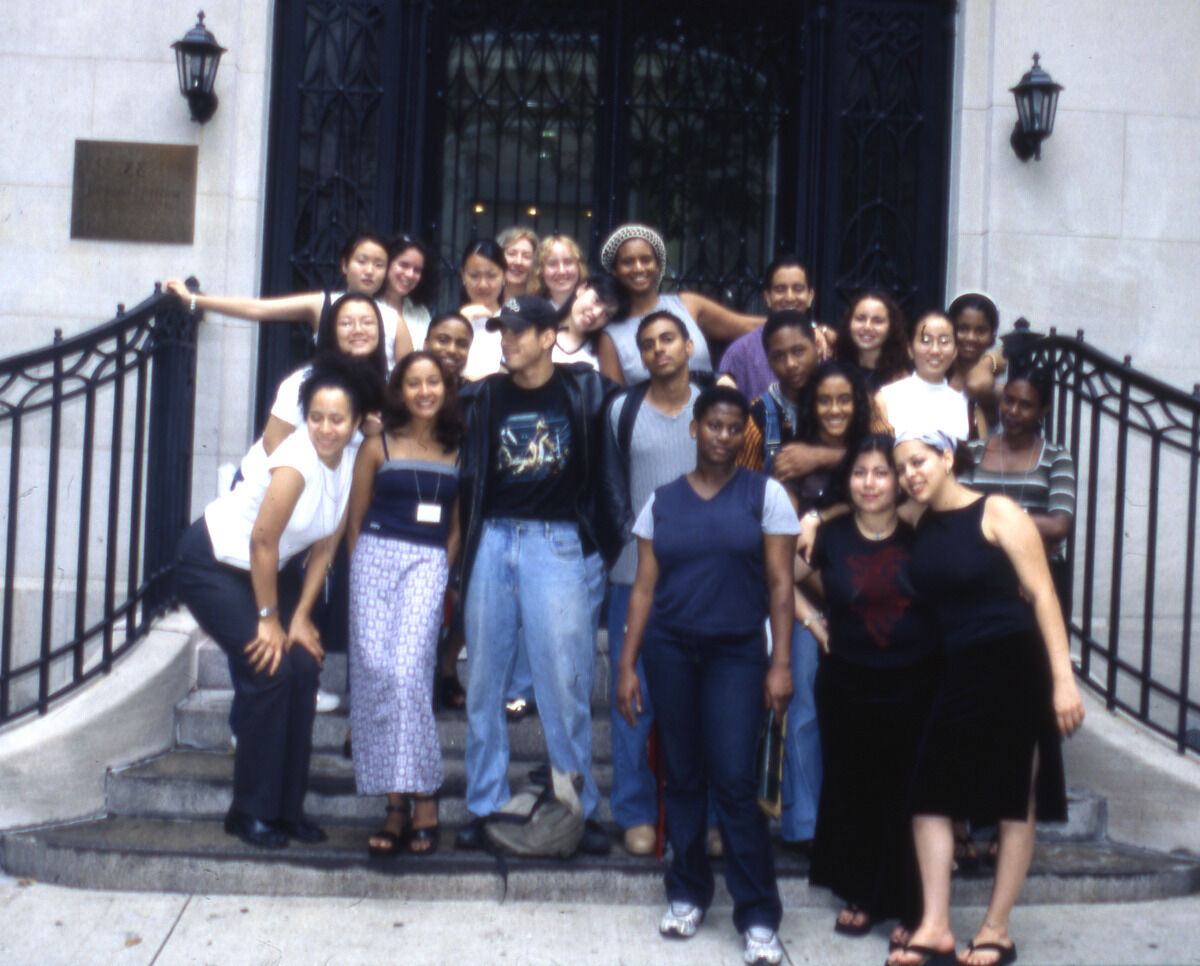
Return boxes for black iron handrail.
[1023,329,1200,753]
[0,287,198,725]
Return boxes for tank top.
[603,294,713,383]
[360,436,458,547]
[909,496,1035,650]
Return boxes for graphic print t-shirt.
[811,516,936,668]
[484,371,578,521]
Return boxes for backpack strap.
[616,380,652,464]
[761,392,784,476]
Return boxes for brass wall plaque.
[70,140,198,244]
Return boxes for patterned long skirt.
[349,533,448,796]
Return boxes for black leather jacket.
[458,363,630,600]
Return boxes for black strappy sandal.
[367,803,409,858]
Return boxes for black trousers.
[175,520,318,822]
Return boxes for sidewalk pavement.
[2,872,1198,966]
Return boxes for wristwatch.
[258,606,277,618]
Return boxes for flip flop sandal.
[887,943,959,966]
[962,940,1017,966]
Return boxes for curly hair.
[799,361,872,446]
[834,290,910,384]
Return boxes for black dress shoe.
[579,818,612,855]
[454,817,487,851]
[224,809,288,849]
[274,817,328,843]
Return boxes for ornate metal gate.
[258,0,954,423]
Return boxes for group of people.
[168,220,1084,966]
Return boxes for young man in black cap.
[455,295,626,854]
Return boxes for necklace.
[854,514,898,542]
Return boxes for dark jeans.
[641,622,782,933]
[175,520,318,823]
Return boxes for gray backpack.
[483,767,585,858]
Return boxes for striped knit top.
[961,436,1076,559]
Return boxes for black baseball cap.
[485,295,560,333]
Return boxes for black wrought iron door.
[258,0,954,426]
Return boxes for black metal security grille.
[821,1,953,318]
[437,6,603,297]
[621,9,800,309]
[258,0,954,421]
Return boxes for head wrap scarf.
[893,427,957,454]
[599,224,668,288]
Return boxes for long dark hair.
[459,238,507,306]
[835,433,900,509]
[316,293,388,373]
[799,361,871,446]
[834,290,910,383]
[388,232,437,307]
[382,350,463,452]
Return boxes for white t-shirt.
[403,297,432,356]
[205,428,355,571]
[878,374,969,442]
[552,336,600,370]
[464,314,505,381]
[633,476,801,539]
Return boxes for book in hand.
[756,709,787,818]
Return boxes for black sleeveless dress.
[907,496,1067,825]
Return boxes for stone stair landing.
[3,633,1200,902]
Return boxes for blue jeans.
[464,520,600,818]
[781,624,823,841]
[642,623,782,933]
[507,553,605,704]
[607,582,658,829]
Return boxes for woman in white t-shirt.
[175,360,365,849]
[874,312,968,444]
[165,232,413,372]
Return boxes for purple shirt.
[718,329,773,402]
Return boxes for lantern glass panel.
[1030,89,1045,134]
[1043,90,1059,135]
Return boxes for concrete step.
[110,748,1108,847]
[195,633,613,707]
[5,816,1197,904]
[174,690,614,762]
[106,750,616,825]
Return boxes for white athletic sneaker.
[315,689,340,713]
[659,901,704,939]
[743,926,784,965]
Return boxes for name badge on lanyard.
[416,503,442,524]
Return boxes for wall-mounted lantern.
[171,11,226,124]
[1010,53,1063,162]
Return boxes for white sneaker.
[743,926,784,965]
[659,901,704,939]
[315,689,340,713]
